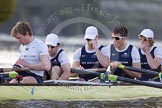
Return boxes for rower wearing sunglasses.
[100,26,141,79]
[45,33,71,80]
[138,29,162,81]
[72,26,107,82]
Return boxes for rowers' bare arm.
[58,63,71,80]
[111,61,141,79]
[95,48,110,68]
[16,54,51,71]
[145,52,161,69]
[123,62,141,79]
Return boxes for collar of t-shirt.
[114,43,129,52]
[50,48,62,59]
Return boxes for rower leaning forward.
[9,21,51,84]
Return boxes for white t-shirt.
[19,38,49,76]
[73,44,105,62]
[102,43,140,63]
[50,48,70,65]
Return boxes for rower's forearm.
[123,69,141,79]
[146,53,160,69]
[25,62,50,71]
[59,71,71,80]
[95,48,109,67]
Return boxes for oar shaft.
[84,68,106,72]
[124,66,158,76]
[117,76,162,89]
[44,80,112,86]
[71,68,100,76]
[0,67,29,72]
[104,74,162,89]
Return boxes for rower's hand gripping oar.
[110,63,162,80]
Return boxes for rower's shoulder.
[33,38,46,45]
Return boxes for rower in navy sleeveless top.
[138,29,162,81]
[101,26,141,79]
[72,26,107,81]
[45,33,71,80]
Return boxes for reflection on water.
[1,97,162,108]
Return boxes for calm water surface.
[1,97,162,108]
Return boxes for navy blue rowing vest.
[139,47,161,81]
[51,49,64,67]
[110,44,133,78]
[79,45,104,81]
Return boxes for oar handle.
[71,68,100,75]
[100,73,118,81]
[0,72,18,78]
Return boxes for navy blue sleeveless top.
[110,44,133,78]
[79,45,104,81]
[51,49,64,67]
[139,47,161,81]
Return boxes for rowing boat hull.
[0,85,162,100]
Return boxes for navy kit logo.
[121,53,129,58]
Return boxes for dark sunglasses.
[112,37,124,40]
[47,45,56,49]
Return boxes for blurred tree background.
[0,0,162,40]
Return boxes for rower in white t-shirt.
[10,21,51,84]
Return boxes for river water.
[1,97,162,108]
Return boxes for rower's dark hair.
[113,26,128,37]
[11,21,33,37]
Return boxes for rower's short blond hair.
[11,21,33,37]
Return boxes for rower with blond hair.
[10,21,51,84]
[138,29,162,81]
